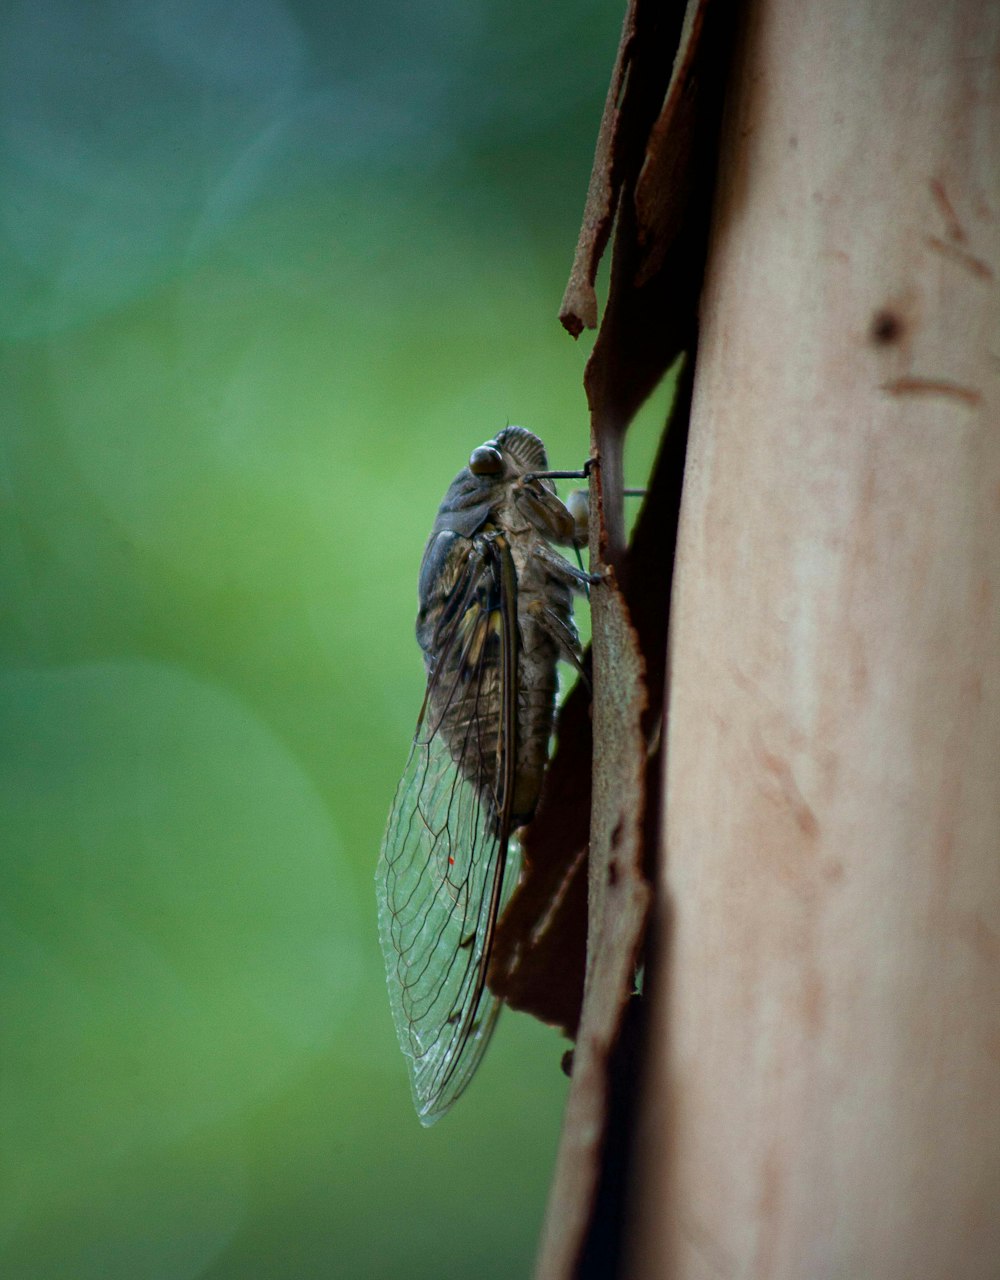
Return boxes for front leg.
[525,597,590,685]
[531,541,603,593]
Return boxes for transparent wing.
[376,548,519,1125]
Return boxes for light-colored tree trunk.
[630,0,1000,1276]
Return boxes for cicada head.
[490,425,548,473]
[427,425,559,541]
[448,425,577,546]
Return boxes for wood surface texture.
[630,0,1000,1275]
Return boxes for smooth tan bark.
[631,1,1000,1277]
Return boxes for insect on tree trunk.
[536,0,1000,1276]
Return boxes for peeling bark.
[526,2,733,1276]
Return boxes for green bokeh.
[0,2,667,1276]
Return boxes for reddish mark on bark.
[963,670,984,703]
[677,1211,738,1279]
[850,641,870,701]
[952,910,1000,966]
[758,1146,781,1217]
[924,235,994,281]
[757,745,820,840]
[448,856,455,865]
[929,177,967,243]
[881,376,982,407]
[752,1146,782,1275]
[800,969,826,1036]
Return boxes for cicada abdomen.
[376,425,591,1124]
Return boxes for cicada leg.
[525,598,590,685]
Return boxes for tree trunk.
[629,0,1000,1276]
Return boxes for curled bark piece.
[559,1,639,338]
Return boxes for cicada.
[376,425,592,1124]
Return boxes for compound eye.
[468,444,503,476]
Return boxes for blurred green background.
[0,2,668,1276]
